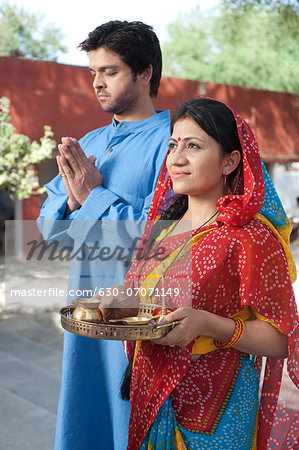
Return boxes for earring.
[230,165,242,195]
[223,174,232,195]
[223,174,227,193]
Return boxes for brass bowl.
[72,306,102,322]
[71,298,101,309]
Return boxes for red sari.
[125,106,298,449]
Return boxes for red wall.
[0,57,199,142]
[1,56,299,219]
[205,83,299,163]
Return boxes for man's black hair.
[79,20,162,98]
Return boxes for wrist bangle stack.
[214,317,245,349]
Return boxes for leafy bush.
[0,96,56,199]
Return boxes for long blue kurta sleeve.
[37,110,170,450]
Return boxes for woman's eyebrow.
[169,136,205,143]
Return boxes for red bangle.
[214,317,245,349]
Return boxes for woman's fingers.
[159,307,192,324]
[154,308,205,348]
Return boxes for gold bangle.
[214,318,245,349]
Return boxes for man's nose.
[93,73,107,90]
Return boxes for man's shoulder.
[127,110,170,137]
[79,123,112,147]
[146,110,170,128]
[82,123,112,138]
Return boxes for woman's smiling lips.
[170,171,190,179]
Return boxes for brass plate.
[60,306,179,341]
[108,315,161,325]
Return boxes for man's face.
[89,47,144,118]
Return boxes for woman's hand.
[154,307,209,348]
[154,307,288,359]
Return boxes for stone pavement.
[0,311,63,450]
[0,252,66,450]
[0,241,298,450]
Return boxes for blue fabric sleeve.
[37,160,160,247]
[37,111,170,247]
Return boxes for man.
[37,21,170,450]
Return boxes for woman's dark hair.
[78,21,162,98]
[148,97,243,242]
[171,97,242,164]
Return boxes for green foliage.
[162,0,299,93]
[0,97,56,199]
[162,11,213,81]
[0,2,67,60]
[162,10,212,80]
[223,0,299,17]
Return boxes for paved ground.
[0,311,63,450]
[0,252,66,450]
[0,240,298,450]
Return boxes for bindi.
[177,137,181,141]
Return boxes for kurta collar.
[111,110,170,132]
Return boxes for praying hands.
[56,137,103,214]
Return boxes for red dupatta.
[125,104,299,449]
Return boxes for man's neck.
[114,98,156,123]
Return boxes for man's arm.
[37,139,167,247]
[37,113,171,247]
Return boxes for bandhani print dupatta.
[125,104,299,449]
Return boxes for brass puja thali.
[60,266,179,341]
[59,305,179,341]
[60,264,179,341]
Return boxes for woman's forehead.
[171,118,211,143]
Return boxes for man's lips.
[97,93,109,100]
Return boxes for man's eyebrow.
[89,65,119,72]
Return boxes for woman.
[124,98,298,449]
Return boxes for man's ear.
[140,65,153,87]
[223,150,241,176]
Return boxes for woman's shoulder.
[211,218,282,249]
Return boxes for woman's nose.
[169,145,188,165]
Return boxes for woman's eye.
[168,143,177,151]
[187,142,201,150]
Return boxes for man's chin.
[97,99,113,113]
[99,104,125,117]
[101,106,119,115]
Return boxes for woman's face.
[166,117,229,200]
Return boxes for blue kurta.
[37,110,170,450]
